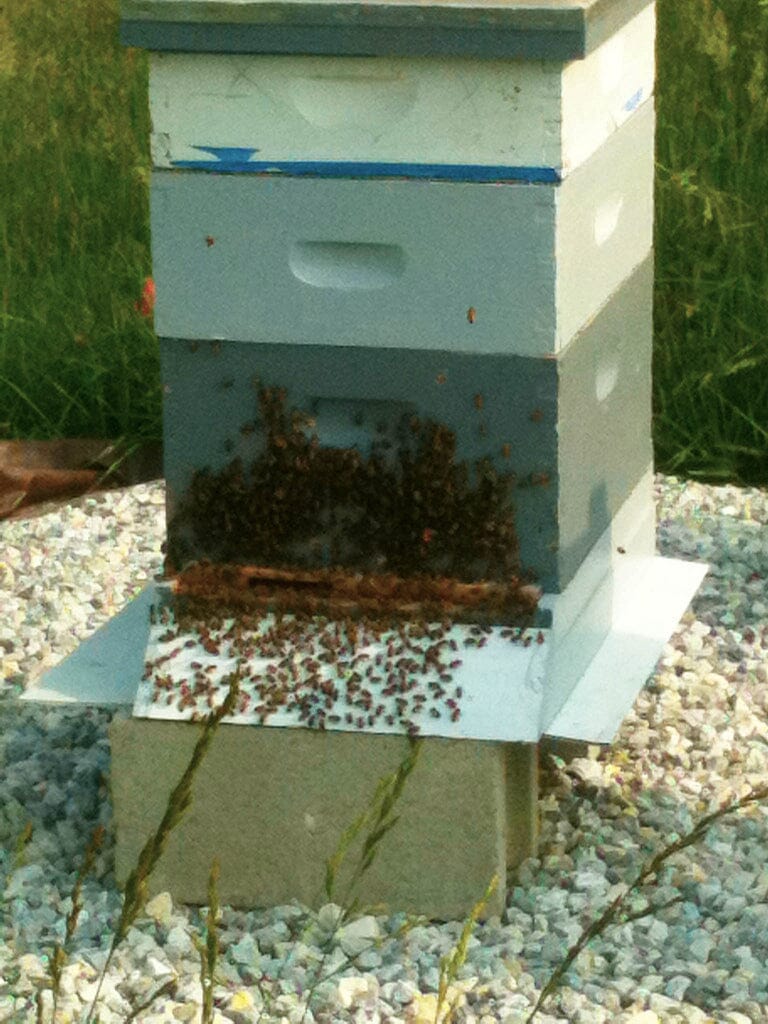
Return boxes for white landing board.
[546,555,709,742]
[133,604,548,741]
[25,555,706,745]
[20,584,155,706]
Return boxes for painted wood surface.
[540,466,654,732]
[546,556,708,741]
[121,0,652,61]
[126,473,652,742]
[150,99,653,358]
[148,5,653,179]
[159,254,651,593]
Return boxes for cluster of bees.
[140,601,545,735]
[165,384,524,587]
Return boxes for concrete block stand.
[110,718,537,920]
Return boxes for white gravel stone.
[663,975,692,1001]
[336,974,379,1008]
[338,916,381,957]
[2,477,768,1022]
[228,933,258,965]
[165,924,196,961]
[145,891,175,926]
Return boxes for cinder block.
[109,716,539,919]
[150,100,653,358]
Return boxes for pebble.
[145,891,175,926]
[336,975,378,1008]
[338,916,381,958]
[664,975,692,1001]
[228,933,258,965]
[1,477,768,1021]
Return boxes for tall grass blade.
[193,858,221,1024]
[324,737,421,912]
[290,738,422,1024]
[85,673,240,1022]
[433,874,498,1024]
[47,825,105,1021]
[525,782,768,1021]
[124,978,177,1023]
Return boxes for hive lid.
[120,0,651,59]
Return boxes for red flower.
[422,527,435,544]
[135,277,156,318]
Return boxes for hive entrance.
[170,562,540,626]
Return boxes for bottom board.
[26,557,706,744]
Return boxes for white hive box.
[147,3,654,179]
[149,101,654,358]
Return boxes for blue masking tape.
[173,151,561,184]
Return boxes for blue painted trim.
[171,154,562,184]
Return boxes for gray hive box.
[28,0,706,918]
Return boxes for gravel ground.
[0,475,767,1024]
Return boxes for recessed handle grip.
[289,241,406,291]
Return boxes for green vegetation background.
[1,0,767,485]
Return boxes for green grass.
[654,0,768,484]
[1,0,768,484]
[0,0,158,444]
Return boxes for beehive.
[32,0,707,917]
